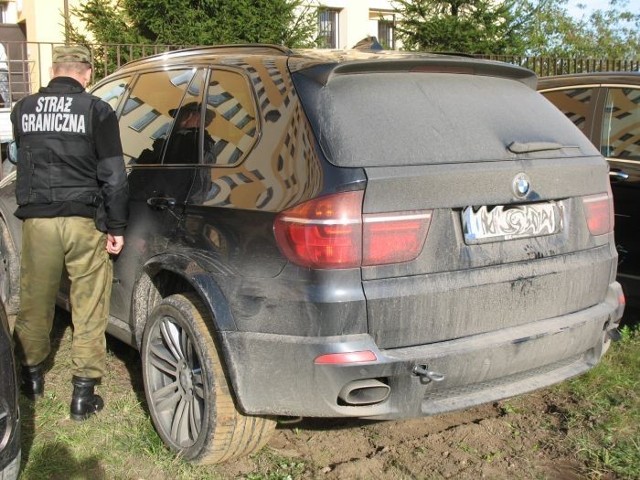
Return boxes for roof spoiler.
[297,56,537,89]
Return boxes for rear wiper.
[507,141,576,154]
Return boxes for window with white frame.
[369,10,396,50]
[318,9,339,49]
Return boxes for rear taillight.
[274,191,431,269]
[363,212,431,266]
[274,191,363,269]
[583,190,614,236]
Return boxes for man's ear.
[83,68,92,87]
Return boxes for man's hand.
[106,234,125,255]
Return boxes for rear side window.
[541,87,595,133]
[204,68,258,166]
[601,87,640,160]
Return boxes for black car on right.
[539,72,640,305]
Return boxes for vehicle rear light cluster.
[274,190,431,269]
[582,189,614,236]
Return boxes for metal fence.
[1,41,187,105]
[2,41,639,104]
[474,54,640,77]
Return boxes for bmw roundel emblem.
[512,173,531,198]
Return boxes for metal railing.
[474,54,639,77]
[1,41,638,104]
[0,41,187,105]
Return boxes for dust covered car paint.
[0,45,624,463]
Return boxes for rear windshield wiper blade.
[507,141,576,154]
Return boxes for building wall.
[13,0,88,43]
[0,1,18,23]
[1,0,90,90]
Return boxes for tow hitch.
[412,364,445,383]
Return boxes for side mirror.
[6,140,17,164]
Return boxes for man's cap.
[169,102,215,125]
[53,45,92,64]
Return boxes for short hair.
[52,61,91,77]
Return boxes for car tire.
[0,450,20,480]
[141,293,275,464]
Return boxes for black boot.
[21,363,44,400]
[70,376,104,421]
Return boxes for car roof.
[537,71,640,90]
[111,44,538,88]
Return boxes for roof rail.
[123,43,293,67]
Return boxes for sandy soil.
[217,389,591,480]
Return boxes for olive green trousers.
[14,217,112,379]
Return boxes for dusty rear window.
[294,71,597,167]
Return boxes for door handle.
[147,196,177,209]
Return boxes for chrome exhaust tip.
[338,379,390,406]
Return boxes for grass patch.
[555,324,640,479]
[18,318,227,480]
[244,450,307,480]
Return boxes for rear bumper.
[222,281,624,418]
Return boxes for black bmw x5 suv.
[0,45,624,464]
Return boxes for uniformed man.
[11,45,129,421]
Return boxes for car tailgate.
[362,156,615,348]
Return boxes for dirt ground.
[215,389,588,480]
[209,313,640,480]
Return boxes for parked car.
[0,298,20,480]
[538,72,640,306]
[0,45,624,464]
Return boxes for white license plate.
[462,202,562,244]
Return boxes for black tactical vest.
[14,91,100,206]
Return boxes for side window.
[158,70,206,165]
[542,87,595,133]
[601,87,640,160]
[91,76,131,111]
[204,69,258,166]
[119,69,201,165]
